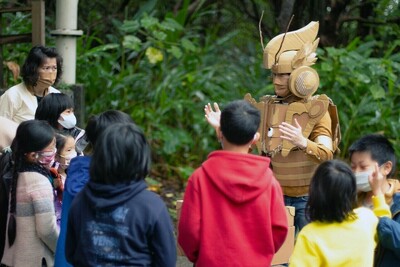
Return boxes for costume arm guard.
[304,111,333,162]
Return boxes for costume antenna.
[274,15,295,66]
[259,11,265,49]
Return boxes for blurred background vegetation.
[1,0,400,211]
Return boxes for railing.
[0,1,86,127]
[0,0,45,87]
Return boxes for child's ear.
[25,152,37,163]
[382,161,393,177]
[252,132,260,143]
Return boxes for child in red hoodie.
[178,100,288,267]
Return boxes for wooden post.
[31,0,45,46]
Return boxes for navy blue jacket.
[376,193,400,266]
[65,179,177,267]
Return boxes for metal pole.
[50,0,83,85]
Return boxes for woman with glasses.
[1,120,59,267]
[0,45,63,124]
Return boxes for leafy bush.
[76,7,400,181]
[1,11,32,88]
[3,3,400,182]
[317,38,400,162]
[76,4,270,184]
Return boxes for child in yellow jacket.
[290,159,390,267]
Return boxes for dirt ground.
[176,256,192,267]
[154,178,290,267]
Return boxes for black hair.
[21,45,63,87]
[307,159,357,223]
[85,110,134,146]
[90,123,151,184]
[55,133,74,154]
[220,100,260,145]
[8,120,55,246]
[35,93,74,129]
[349,134,396,178]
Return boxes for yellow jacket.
[290,194,390,266]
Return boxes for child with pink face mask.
[0,46,62,123]
[49,134,78,228]
[1,120,59,267]
[55,134,78,184]
[35,93,88,154]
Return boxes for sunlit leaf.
[369,84,386,99]
[153,30,167,41]
[120,20,140,34]
[141,16,159,29]
[160,18,184,32]
[181,38,197,52]
[123,35,142,51]
[167,46,182,59]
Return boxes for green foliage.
[4,1,400,182]
[1,11,32,87]
[317,38,400,162]
[76,6,400,180]
[76,3,269,182]
[0,10,59,87]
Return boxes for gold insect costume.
[245,21,341,197]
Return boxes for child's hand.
[204,102,221,129]
[369,162,384,196]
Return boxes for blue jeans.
[284,195,309,233]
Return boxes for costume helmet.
[263,21,320,99]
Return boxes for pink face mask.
[36,148,57,167]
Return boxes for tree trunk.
[320,0,352,46]
[357,0,375,37]
[276,0,296,32]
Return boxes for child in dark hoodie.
[65,123,176,266]
[55,110,134,267]
[178,100,288,267]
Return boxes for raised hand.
[204,102,221,129]
[369,162,384,196]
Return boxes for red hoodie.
[178,150,288,267]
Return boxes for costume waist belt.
[281,185,309,197]
[271,150,318,187]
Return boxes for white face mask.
[58,113,77,129]
[58,150,78,169]
[354,171,373,192]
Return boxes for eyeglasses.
[40,66,58,72]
